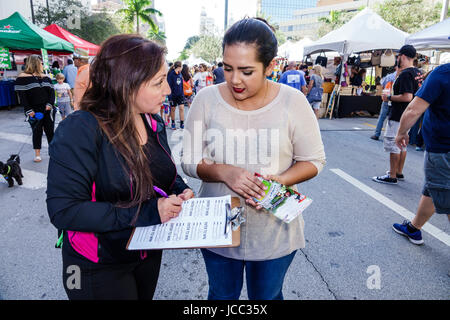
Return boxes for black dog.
[1,154,23,187]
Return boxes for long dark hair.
[80,34,166,225]
[181,64,191,82]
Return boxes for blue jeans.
[374,101,389,137]
[201,249,296,300]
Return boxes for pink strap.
[144,113,157,132]
[67,182,99,263]
[91,182,96,201]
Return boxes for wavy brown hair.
[80,34,167,225]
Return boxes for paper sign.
[0,47,12,69]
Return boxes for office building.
[279,0,367,39]
[257,0,318,25]
[199,6,219,35]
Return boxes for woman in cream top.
[181,18,325,300]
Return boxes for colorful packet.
[253,173,312,223]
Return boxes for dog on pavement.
[1,154,24,187]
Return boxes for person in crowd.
[14,54,56,163]
[54,73,73,120]
[353,68,367,95]
[306,65,324,119]
[299,64,308,78]
[213,62,225,84]
[181,64,194,108]
[22,57,28,72]
[278,61,307,95]
[392,63,450,244]
[73,48,90,110]
[349,65,360,86]
[182,18,325,300]
[167,61,185,130]
[370,66,398,141]
[193,63,208,92]
[372,45,422,185]
[46,34,194,300]
[62,58,77,95]
[206,66,214,86]
[51,61,62,78]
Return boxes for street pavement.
[0,105,448,300]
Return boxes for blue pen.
[153,186,169,198]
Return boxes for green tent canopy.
[0,12,74,52]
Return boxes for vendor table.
[336,95,382,118]
[0,80,17,108]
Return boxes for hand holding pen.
[154,186,183,223]
[154,186,195,223]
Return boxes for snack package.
[253,174,312,223]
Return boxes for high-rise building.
[279,0,369,39]
[199,6,218,35]
[257,0,318,25]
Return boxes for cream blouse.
[181,84,326,260]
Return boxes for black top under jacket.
[46,110,190,264]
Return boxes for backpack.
[183,79,193,96]
[206,75,213,86]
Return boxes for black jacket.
[46,110,190,263]
[14,75,55,116]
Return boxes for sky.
[92,0,258,60]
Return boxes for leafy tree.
[317,9,360,38]
[116,0,162,34]
[374,0,447,33]
[34,0,120,45]
[183,36,201,51]
[176,36,201,61]
[76,11,121,45]
[317,0,449,38]
[35,0,86,27]
[190,35,223,63]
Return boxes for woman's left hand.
[178,188,195,201]
[45,104,52,111]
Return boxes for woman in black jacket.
[46,34,194,300]
[15,55,56,162]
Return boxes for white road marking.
[0,131,48,148]
[0,169,47,190]
[331,168,450,247]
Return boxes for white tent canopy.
[183,55,211,67]
[278,38,314,61]
[303,8,408,56]
[405,18,450,50]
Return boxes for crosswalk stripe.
[0,131,48,148]
[331,168,450,247]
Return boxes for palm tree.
[147,26,166,45]
[117,0,162,34]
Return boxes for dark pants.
[62,244,162,300]
[201,249,296,300]
[29,109,55,150]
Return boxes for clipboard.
[126,196,241,250]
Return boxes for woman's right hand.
[29,111,35,118]
[157,195,183,223]
[222,166,267,206]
